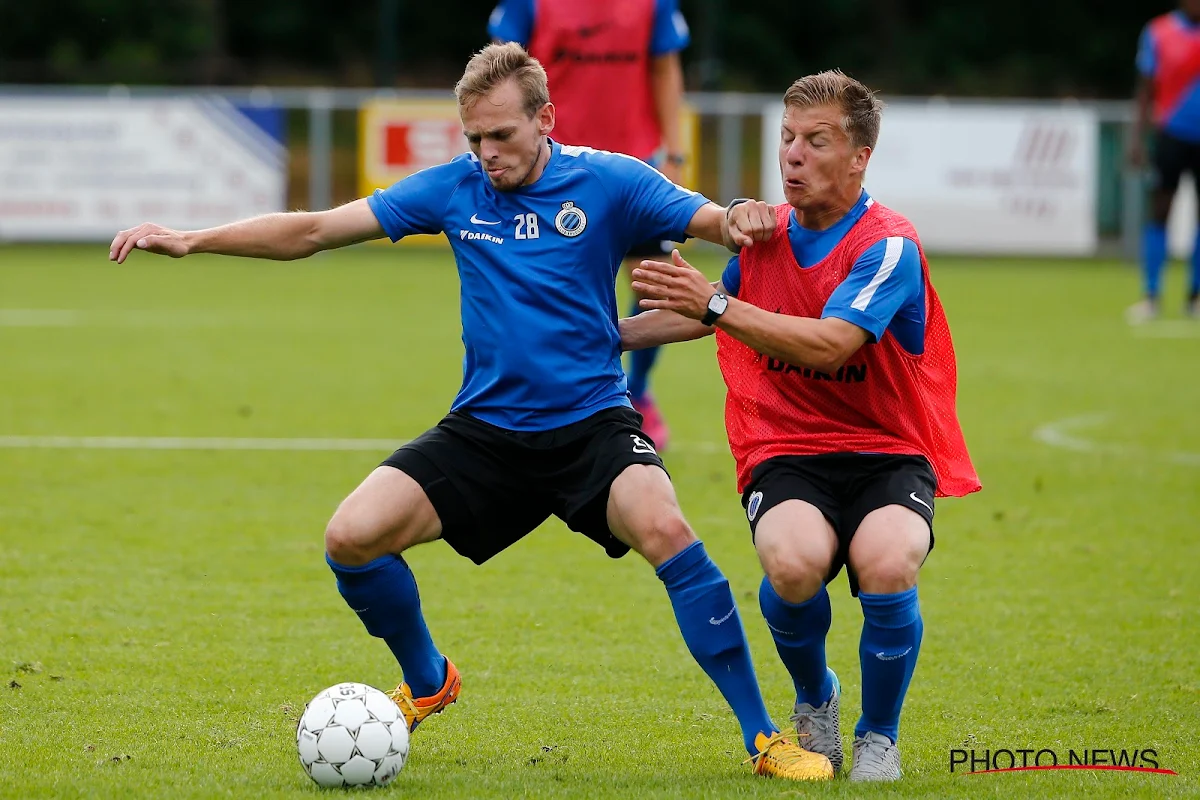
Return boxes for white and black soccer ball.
[296,682,410,788]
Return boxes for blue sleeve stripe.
[720,256,741,297]
[850,237,906,312]
[1136,26,1156,77]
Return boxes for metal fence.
[0,84,1140,256]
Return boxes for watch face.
[710,294,729,314]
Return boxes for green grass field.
[1,243,1198,799]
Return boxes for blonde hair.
[455,42,549,118]
[783,70,882,150]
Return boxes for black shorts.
[1150,129,1200,197]
[625,237,674,260]
[382,406,665,564]
[741,453,937,596]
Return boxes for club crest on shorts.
[554,202,588,237]
[747,491,764,521]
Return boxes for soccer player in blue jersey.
[1129,0,1200,322]
[108,43,832,780]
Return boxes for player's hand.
[661,160,683,186]
[630,249,712,320]
[109,223,191,264]
[1126,140,1147,170]
[726,200,775,249]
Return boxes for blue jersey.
[721,191,926,355]
[489,0,690,57]
[1138,11,1200,143]
[368,141,708,430]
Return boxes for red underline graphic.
[964,765,1178,776]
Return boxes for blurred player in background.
[109,43,834,781]
[489,0,691,448]
[1129,0,1200,322]
[621,70,981,780]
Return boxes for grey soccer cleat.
[850,730,902,781]
[789,668,843,773]
[1125,298,1159,325]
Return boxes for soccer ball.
[296,682,410,788]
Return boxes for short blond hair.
[455,42,549,118]
[783,70,882,150]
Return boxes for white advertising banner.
[761,102,1099,255]
[0,96,286,242]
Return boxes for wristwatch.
[666,153,687,167]
[701,292,729,326]
[725,198,752,220]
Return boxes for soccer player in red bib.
[621,71,981,781]
[1129,0,1200,322]
[489,0,691,448]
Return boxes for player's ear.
[851,145,872,177]
[537,101,555,136]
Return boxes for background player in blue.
[107,43,832,780]
[1129,0,1200,322]
[489,0,692,449]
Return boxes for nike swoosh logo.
[765,620,794,636]
[875,647,913,661]
[909,492,933,512]
[470,214,500,225]
[577,22,610,37]
[709,607,736,625]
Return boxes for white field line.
[0,309,236,328]
[1130,321,1200,339]
[0,435,728,455]
[0,435,405,451]
[1032,414,1200,467]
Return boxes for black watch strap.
[725,198,752,219]
[701,293,728,326]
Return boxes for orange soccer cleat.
[387,656,462,732]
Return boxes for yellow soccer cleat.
[745,730,835,781]
[387,656,462,732]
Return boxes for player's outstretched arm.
[715,297,869,374]
[634,248,868,373]
[623,249,718,350]
[109,198,385,264]
[619,305,713,351]
[684,200,776,252]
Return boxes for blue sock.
[758,578,834,707]
[657,541,776,754]
[856,588,923,744]
[1142,223,1167,299]
[626,296,660,400]
[1190,229,1200,300]
[327,554,446,697]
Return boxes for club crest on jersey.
[554,202,588,237]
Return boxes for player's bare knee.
[323,509,395,566]
[640,514,697,565]
[763,552,827,603]
[853,553,921,594]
